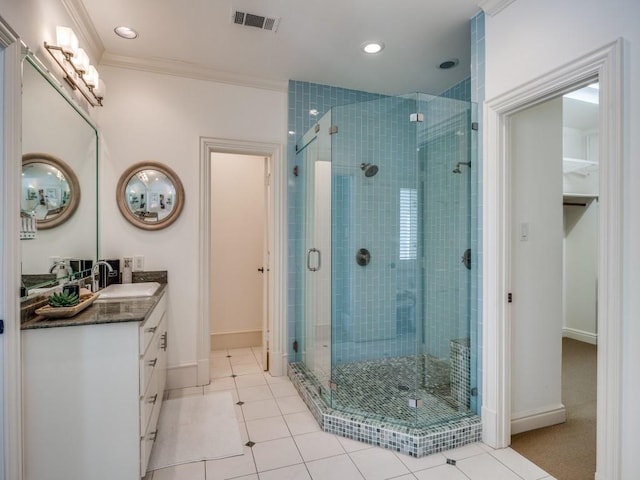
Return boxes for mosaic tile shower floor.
[329,356,471,428]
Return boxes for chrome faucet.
[50,261,73,283]
[92,261,114,292]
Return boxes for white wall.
[95,66,286,375]
[485,0,640,475]
[563,201,598,342]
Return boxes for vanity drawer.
[140,365,162,435]
[140,393,163,477]
[139,294,166,355]
[140,315,166,394]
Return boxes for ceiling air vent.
[231,10,280,32]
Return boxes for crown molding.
[478,0,517,16]
[100,52,288,92]
[61,0,105,62]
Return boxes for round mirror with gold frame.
[116,162,185,230]
[21,153,81,229]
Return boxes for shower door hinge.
[471,122,479,131]
[409,113,424,123]
[292,340,298,353]
[314,123,320,133]
[408,398,424,409]
[329,125,338,135]
[508,292,513,303]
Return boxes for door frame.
[197,137,287,385]
[1,19,24,480]
[482,39,623,480]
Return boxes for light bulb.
[56,26,78,56]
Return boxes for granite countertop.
[21,283,167,331]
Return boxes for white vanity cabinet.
[22,292,167,480]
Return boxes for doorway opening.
[508,83,599,480]
[209,152,271,374]
[196,137,286,387]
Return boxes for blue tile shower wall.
[331,96,419,364]
[418,95,473,362]
[440,77,471,102]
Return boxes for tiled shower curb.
[288,362,481,457]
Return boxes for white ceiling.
[79,0,481,95]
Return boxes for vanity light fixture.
[44,26,105,107]
[361,42,384,54]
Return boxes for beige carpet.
[511,338,597,480]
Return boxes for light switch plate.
[133,255,144,272]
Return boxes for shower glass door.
[299,111,332,400]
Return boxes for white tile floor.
[145,347,556,480]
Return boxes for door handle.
[307,248,321,272]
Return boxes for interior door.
[300,112,332,396]
[262,157,271,370]
[510,97,565,433]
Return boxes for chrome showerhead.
[360,163,379,177]
[453,161,471,174]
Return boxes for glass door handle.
[307,248,321,272]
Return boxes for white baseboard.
[210,330,262,350]
[481,405,502,448]
[268,350,288,377]
[196,357,210,387]
[563,327,597,345]
[511,404,566,435]
[166,363,198,390]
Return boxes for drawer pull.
[147,358,158,367]
[161,332,168,351]
[145,326,157,333]
[147,394,158,405]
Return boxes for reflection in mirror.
[117,163,185,230]
[22,153,80,228]
[21,54,98,295]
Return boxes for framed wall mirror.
[21,53,99,292]
[22,153,81,229]
[116,162,185,230]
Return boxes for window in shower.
[399,187,418,260]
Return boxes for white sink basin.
[97,282,160,299]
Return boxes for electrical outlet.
[122,256,133,283]
[133,255,144,272]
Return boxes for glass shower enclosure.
[295,92,476,431]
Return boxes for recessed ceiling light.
[114,26,138,39]
[361,42,384,54]
[439,58,459,69]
